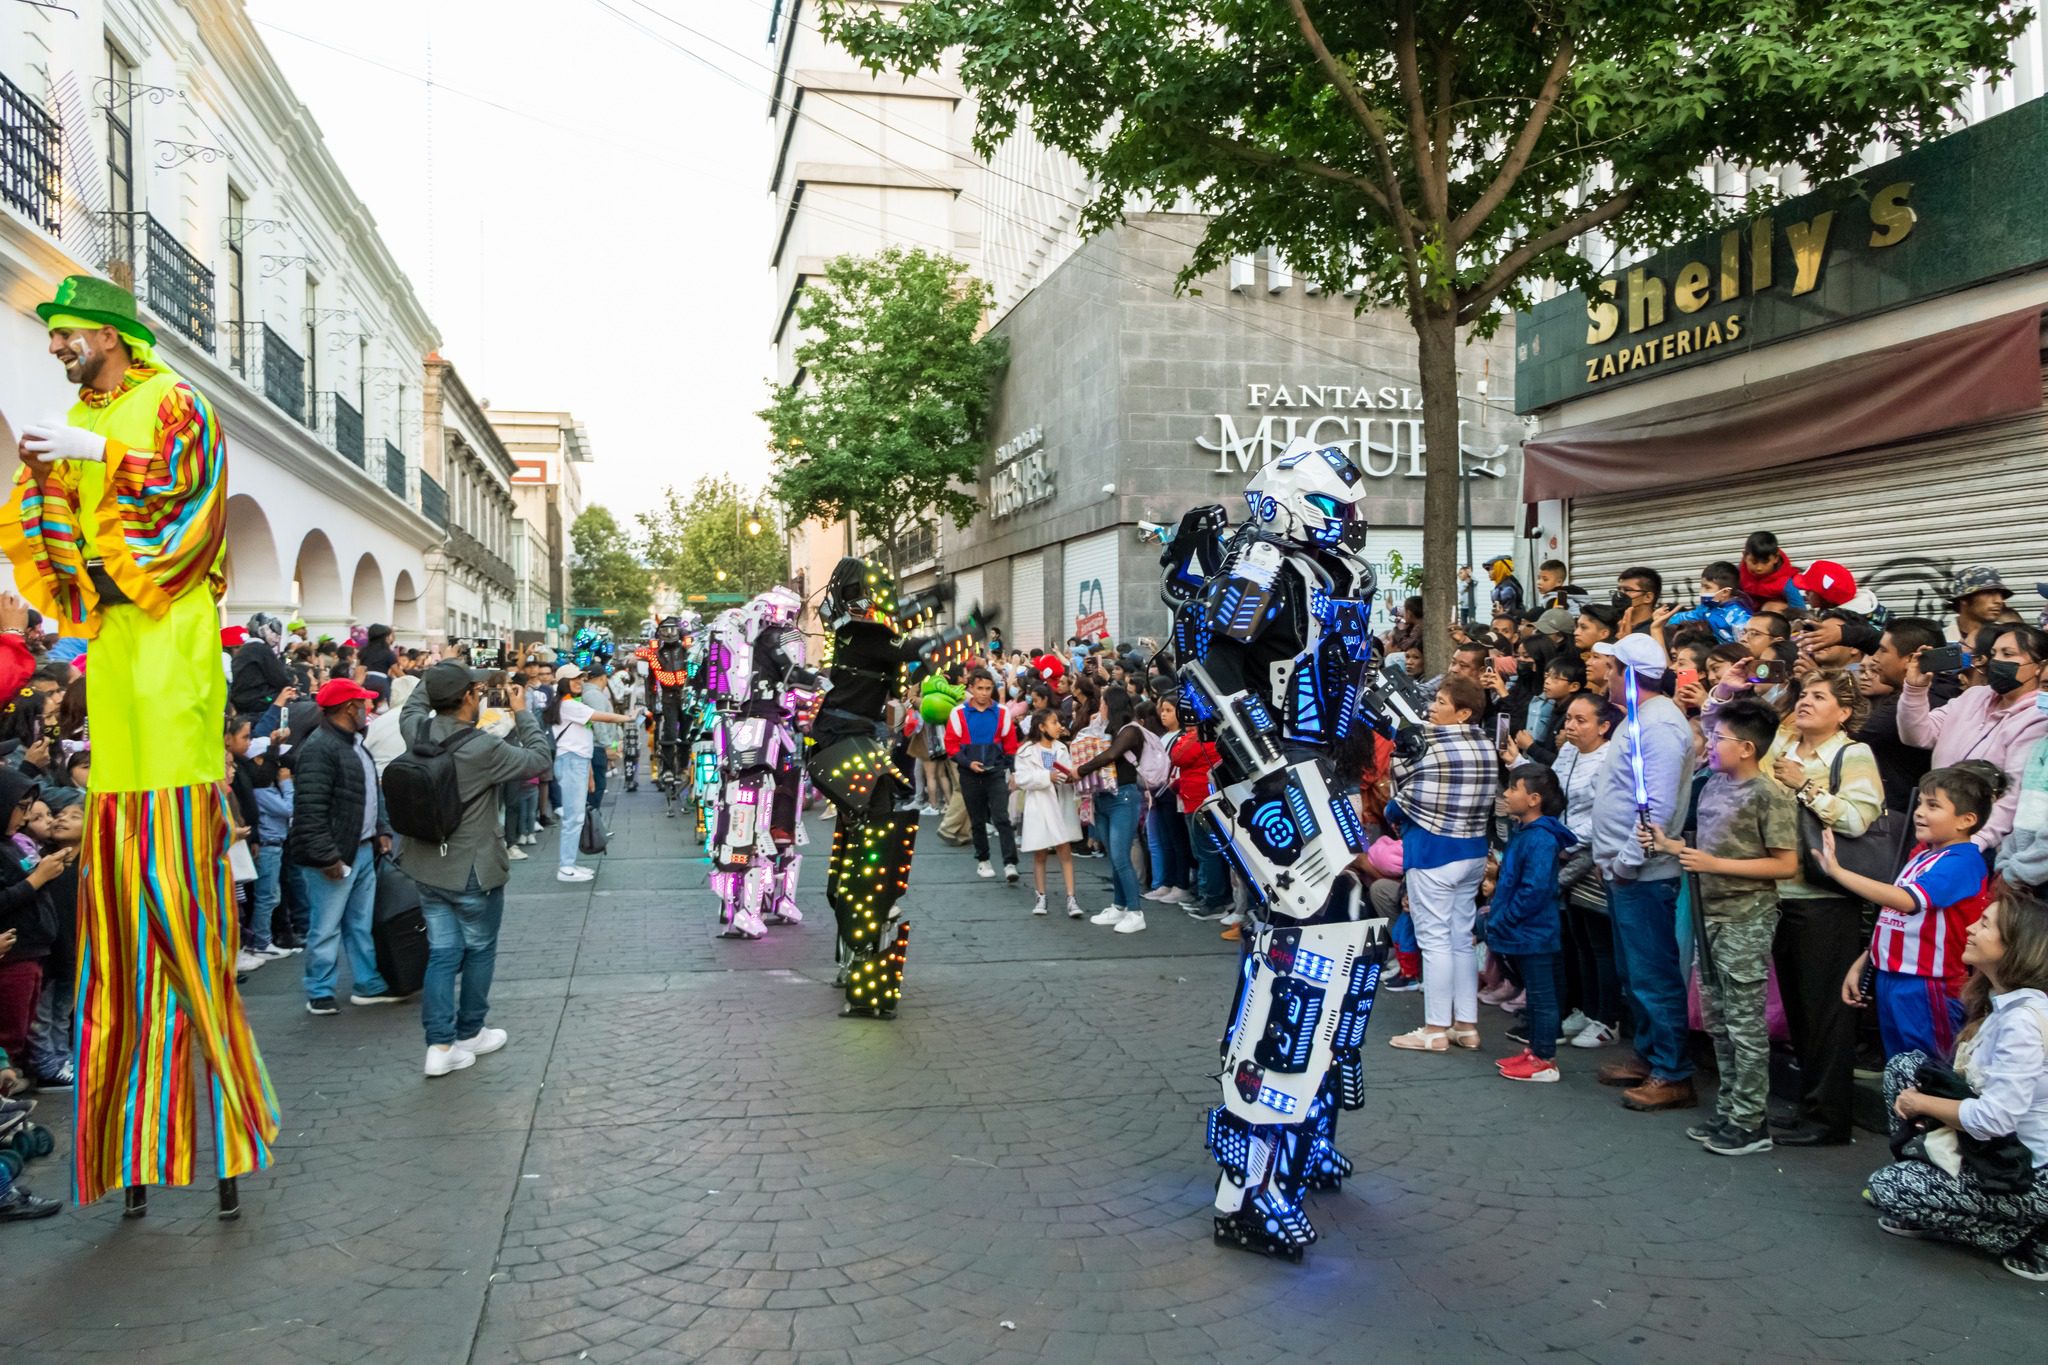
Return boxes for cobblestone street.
[8,788,2044,1363]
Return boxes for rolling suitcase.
[371,855,430,998]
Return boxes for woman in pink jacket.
[1898,623,2047,854]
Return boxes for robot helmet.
[655,616,682,643]
[821,555,897,627]
[746,585,802,630]
[1243,440,1371,554]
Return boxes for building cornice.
[425,356,519,483]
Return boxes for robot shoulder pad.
[1201,542,1287,643]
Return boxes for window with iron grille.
[0,72,61,234]
[225,187,245,368]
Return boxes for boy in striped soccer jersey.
[1814,762,2003,1061]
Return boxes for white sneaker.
[1559,1009,1591,1037]
[1113,909,1147,934]
[976,861,995,879]
[455,1027,507,1057]
[1089,905,1128,925]
[257,944,300,959]
[921,805,941,818]
[424,1044,474,1078]
[235,950,266,973]
[557,866,595,883]
[1141,886,1173,902]
[1570,1021,1618,1049]
[521,833,538,846]
[1066,897,1085,919]
[506,845,529,861]
[1220,911,1245,928]
[1003,864,1019,884]
[1157,887,1189,904]
[1031,894,1048,916]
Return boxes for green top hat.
[35,274,157,347]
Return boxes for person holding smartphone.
[1897,623,2047,857]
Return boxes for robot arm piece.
[1198,539,1287,645]
[1161,504,1230,610]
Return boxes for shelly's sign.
[1578,182,1912,385]
[1512,96,2048,412]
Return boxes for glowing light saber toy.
[1622,667,1651,829]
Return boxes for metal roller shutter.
[1064,529,1121,643]
[1361,526,1518,631]
[1566,375,2048,618]
[954,567,985,630]
[1009,551,1045,652]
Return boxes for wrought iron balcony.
[141,215,213,349]
[447,524,516,597]
[418,470,447,528]
[231,322,306,423]
[314,393,364,466]
[0,72,61,235]
[383,439,406,499]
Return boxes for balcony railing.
[231,322,306,423]
[418,470,446,527]
[315,393,363,466]
[141,215,214,349]
[383,439,405,498]
[0,72,61,235]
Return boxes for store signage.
[989,425,1055,518]
[1514,96,2048,411]
[1197,384,1506,479]
[1075,609,1107,639]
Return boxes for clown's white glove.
[20,423,107,463]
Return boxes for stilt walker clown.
[1,276,276,1216]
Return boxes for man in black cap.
[397,661,553,1077]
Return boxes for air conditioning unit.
[1265,249,1292,293]
[1228,255,1255,292]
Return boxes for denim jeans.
[25,958,73,1077]
[1185,811,1229,909]
[419,870,506,1047]
[1145,799,1191,890]
[1506,951,1562,1060]
[556,749,592,871]
[248,843,284,952]
[1606,875,1692,1081]
[1095,783,1143,909]
[296,842,388,1001]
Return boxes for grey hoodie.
[1591,691,1696,882]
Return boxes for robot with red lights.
[703,587,821,939]
[1161,440,1424,1261]
[805,556,986,1018]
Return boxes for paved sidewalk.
[8,787,2044,1362]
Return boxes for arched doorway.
[391,569,423,635]
[293,530,345,622]
[349,553,386,625]
[223,494,286,611]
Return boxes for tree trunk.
[1413,305,1465,680]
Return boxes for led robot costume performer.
[1161,441,1423,1261]
[646,614,702,816]
[704,587,821,939]
[804,557,983,1017]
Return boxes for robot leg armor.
[823,811,915,1017]
[711,867,768,940]
[1207,1106,1316,1261]
[766,853,803,925]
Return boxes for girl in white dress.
[1015,710,1084,918]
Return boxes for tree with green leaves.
[820,0,2025,668]
[637,476,787,603]
[760,247,1009,573]
[568,505,650,622]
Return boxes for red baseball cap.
[220,625,247,649]
[1791,559,1858,608]
[315,678,377,708]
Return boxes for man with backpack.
[394,661,553,1077]
[289,679,402,1018]
[944,668,1020,882]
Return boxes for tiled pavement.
[9,786,2045,1363]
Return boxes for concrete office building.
[941,215,1522,652]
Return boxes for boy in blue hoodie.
[1484,764,1576,1083]
[1656,560,1754,644]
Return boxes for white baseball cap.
[1593,634,1669,677]
[554,662,583,683]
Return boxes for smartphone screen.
[1674,667,1699,692]
[1495,714,1510,746]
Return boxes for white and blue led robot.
[704,588,823,940]
[1160,440,1427,1261]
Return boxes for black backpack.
[384,725,484,845]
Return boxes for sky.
[243,0,779,518]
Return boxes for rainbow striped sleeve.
[94,381,228,615]
[0,462,93,628]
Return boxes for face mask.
[1986,660,2031,695]
[2036,692,2048,715]
[1699,594,1718,608]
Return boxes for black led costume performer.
[647,613,701,816]
[804,556,981,1018]
[1161,441,1427,1261]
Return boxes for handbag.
[1796,743,1909,896]
[227,837,258,884]
[579,805,609,856]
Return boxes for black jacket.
[230,639,291,715]
[285,717,389,867]
[228,751,261,845]
[0,768,56,960]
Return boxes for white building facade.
[421,354,519,649]
[0,0,443,640]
